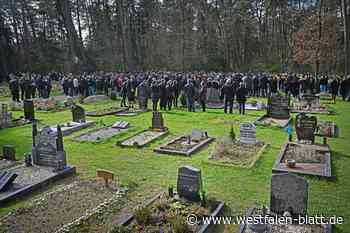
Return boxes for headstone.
[112,121,130,129]
[2,145,16,161]
[32,125,67,169]
[177,166,202,202]
[191,129,207,141]
[267,95,290,119]
[97,169,114,187]
[151,112,166,131]
[24,153,32,167]
[24,100,35,121]
[317,121,339,138]
[0,104,12,128]
[83,95,109,104]
[270,173,308,217]
[295,113,317,143]
[301,94,320,106]
[239,123,257,144]
[71,105,86,123]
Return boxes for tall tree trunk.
[342,0,350,75]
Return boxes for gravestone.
[24,100,35,121]
[295,113,317,143]
[71,105,86,123]
[0,104,12,128]
[270,173,308,217]
[191,129,207,141]
[239,123,257,144]
[267,95,290,119]
[301,94,320,106]
[32,125,67,170]
[177,165,202,202]
[151,112,166,131]
[112,121,130,129]
[317,121,339,138]
[2,145,16,161]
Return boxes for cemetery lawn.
[0,97,349,233]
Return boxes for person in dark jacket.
[9,76,20,102]
[199,80,207,112]
[126,77,136,108]
[165,80,174,111]
[340,77,350,101]
[236,82,248,115]
[220,79,235,114]
[184,79,196,112]
[151,79,160,111]
[120,79,128,108]
[137,80,149,110]
[330,78,339,103]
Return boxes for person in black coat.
[236,82,248,115]
[9,76,20,102]
[220,79,235,114]
[340,77,350,101]
[199,80,207,112]
[120,79,128,108]
[184,79,196,112]
[151,79,160,111]
[330,78,339,103]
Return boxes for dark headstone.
[24,100,35,121]
[71,105,86,123]
[24,154,33,167]
[177,166,202,202]
[267,96,290,119]
[295,113,317,143]
[2,145,16,161]
[0,104,12,128]
[270,173,308,217]
[151,112,166,131]
[301,94,320,106]
[32,126,67,169]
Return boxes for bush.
[171,216,192,233]
[134,207,152,225]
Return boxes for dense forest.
[0,0,349,79]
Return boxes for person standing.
[137,80,149,110]
[220,79,234,114]
[151,79,160,111]
[236,82,248,115]
[9,76,20,102]
[184,79,196,112]
[199,79,207,112]
[330,78,339,103]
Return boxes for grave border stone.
[116,129,169,148]
[272,142,332,177]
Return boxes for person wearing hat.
[236,82,248,115]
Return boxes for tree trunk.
[342,0,350,76]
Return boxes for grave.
[0,104,13,128]
[24,100,35,121]
[117,165,224,233]
[295,113,317,144]
[316,121,339,145]
[0,124,76,206]
[50,104,95,136]
[272,142,331,177]
[207,124,267,168]
[82,95,109,104]
[117,112,168,147]
[86,107,127,117]
[0,171,18,192]
[154,129,214,156]
[115,108,148,116]
[255,95,291,128]
[2,145,16,161]
[34,98,64,112]
[239,173,332,233]
[233,101,266,111]
[73,121,130,142]
[292,94,331,114]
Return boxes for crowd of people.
[6,71,350,114]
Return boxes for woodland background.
[0,0,349,80]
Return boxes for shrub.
[134,207,152,225]
[171,216,192,233]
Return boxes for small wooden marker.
[97,169,114,188]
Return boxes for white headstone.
[239,123,257,144]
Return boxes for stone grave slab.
[83,95,109,104]
[0,165,76,206]
[115,108,148,117]
[154,130,214,156]
[112,121,129,129]
[74,125,130,142]
[86,107,127,117]
[0,171,18,192]
[50,121,95,137]
[117,129,168,147]
[272,142,331,177]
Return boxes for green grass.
[0,97,349,232]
